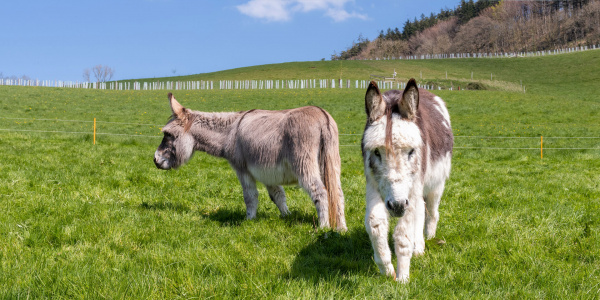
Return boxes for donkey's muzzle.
[154,153,172,170]
[386,199,408,217]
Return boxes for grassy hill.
[131,50,600,96]
[1,51,599,298]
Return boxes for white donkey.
[361,79,453,282]
[154,93,347,231]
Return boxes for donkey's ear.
[168,93,186,119]
[400,78,419,120]
[365,81,385,123]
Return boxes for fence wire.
[1,117,599,151]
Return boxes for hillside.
[335,0,600,60]
[128,49,600,98]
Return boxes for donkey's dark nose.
[153,155,170,170]
[386,199,408,217]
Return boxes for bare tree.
[91,65,114,83]
[83,68,90,82]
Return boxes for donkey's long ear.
[400,78,419,120]
[365,81,385,123]
[168,93,186,120]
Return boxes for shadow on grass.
[204,208,319,228]
[288,228,375,283]
[206,208,246,227]
[282,210,320,228]
[139,201,191,213]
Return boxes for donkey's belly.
[423,152,452,193]
[248,163,298,186]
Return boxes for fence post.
[93,118,96,145]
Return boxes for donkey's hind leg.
[413,197,426,256]
[235,169,259,220]
[299,177,330,229]
[266,185,290,217]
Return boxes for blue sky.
[1,0,458,81]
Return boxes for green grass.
[1,51,599,298]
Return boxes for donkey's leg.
[266,185,290,217]
[299,176,329,228]
[365,188,395,278]
[413,197,426,256]
[335,182,348,232]
[425,181,446,239]
[235,169,259,220]
[393,200,417,283]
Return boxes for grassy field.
[1,51,599,298]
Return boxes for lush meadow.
[1,51,599,298]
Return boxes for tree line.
[378,0,500,42]
[333,0,600,60]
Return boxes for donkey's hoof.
[414,241,426,256]
[396,273,409,283]
[336,224,348,232]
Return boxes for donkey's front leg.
[365,188,395,278]
[266,185,290,217]
[393,206,417,283]
[235,169,259,219]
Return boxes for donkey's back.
[229,106,336,171]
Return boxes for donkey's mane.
[171,110,244,133]
[382,90,404,157]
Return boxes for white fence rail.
[354,44,600,61]
[0,78,440,91]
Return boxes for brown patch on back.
[415,90,453,164]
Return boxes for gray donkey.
[154,93,347,231]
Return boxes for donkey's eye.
[373,149,381,159]
[408,149,415,158]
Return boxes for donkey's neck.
[188,111,242,158]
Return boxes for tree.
[83,69,90,82]
[86,65,114,83]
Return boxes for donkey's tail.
[320,111,347,232]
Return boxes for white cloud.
[325,7,367,22]
[237,0,291,22]
[236,0,367,22]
